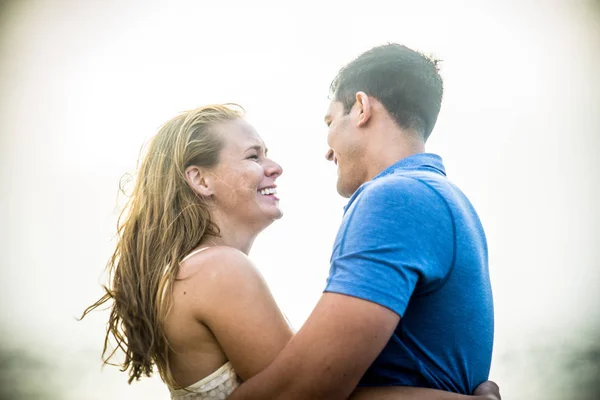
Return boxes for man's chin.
[336,181,354,199]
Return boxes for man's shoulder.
[358,171,446,205]
[342,173,453,234]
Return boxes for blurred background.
[0,0,598,399]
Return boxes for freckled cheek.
[239,165,264,189]
[220,167,252,190]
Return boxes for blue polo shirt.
[324,153,493,394]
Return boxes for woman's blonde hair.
[81,104,244,387]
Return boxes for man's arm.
[351,381,501,400]
[228,292,399,400]
[227,292,501,400]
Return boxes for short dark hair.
[330,43,443,141]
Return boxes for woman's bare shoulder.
[179,246,259,281]
[176,246,269,314]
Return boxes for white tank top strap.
[180,247,211,264]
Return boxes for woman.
[82,104,499,400]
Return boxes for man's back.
[325,153,494,394]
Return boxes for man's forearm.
[229,363,349,400]
[228,366,292,400]
[229,374,336,400]
[350,383,501,400]
[229,379,276,400]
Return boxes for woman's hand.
[473,380,501,400]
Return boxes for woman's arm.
[186,246,293,380]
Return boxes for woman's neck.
[202,229,256,255]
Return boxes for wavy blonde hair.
[81,104,244,387]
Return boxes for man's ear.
[185,165,214,198]
[355,91,372,128]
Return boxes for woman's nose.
[265,159,283,178]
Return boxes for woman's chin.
[265,208,283,223]
[246,205,283,233]
[261,203,283,220]
[260,208,283,229]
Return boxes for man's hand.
[473,380,501,400]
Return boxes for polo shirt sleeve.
[324,176,454,317]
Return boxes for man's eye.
[247,154,259,160]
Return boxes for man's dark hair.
[330,43,443,141]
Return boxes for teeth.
[259,188,277,195]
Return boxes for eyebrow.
[246,144,268,155]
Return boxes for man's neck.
[365,138,425,183]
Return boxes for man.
[228,44,496,399]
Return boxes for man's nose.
[325,148,334,161]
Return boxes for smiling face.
[324,99,369,198]
[208,119,283,231]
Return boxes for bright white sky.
[0,1,599,399]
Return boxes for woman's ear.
[185,165,214,198]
